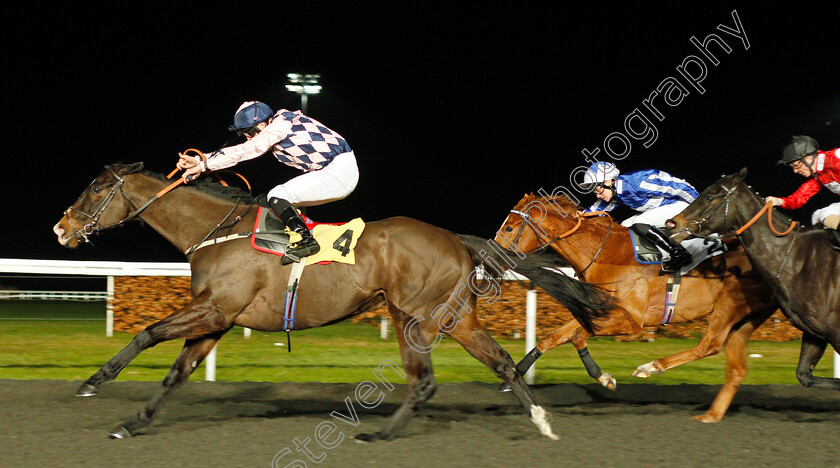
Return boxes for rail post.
[525,285,537,385]
[106,275,114,337]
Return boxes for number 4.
[332,229,354,256]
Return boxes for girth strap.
[662,272,681,325]
[283,259,307,352]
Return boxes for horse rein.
[674,183,797,239]
[506,208,612,277]
[681,182,800,288]
[63,150,252,245]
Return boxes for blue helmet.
[228,101,274,131]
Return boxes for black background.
[3,4,838,268]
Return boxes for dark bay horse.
[668,168,839,390]
[495,193,779,422]
[53,163,615,440]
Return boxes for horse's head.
[668,167,749,242]
[53,163,145,248]
[494,193,582,254]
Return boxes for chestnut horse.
[53,163,615,440]
[668,168,839,390]
[495,193,779,422]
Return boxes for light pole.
[285,73,321,114]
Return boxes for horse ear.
[738,167,748,179]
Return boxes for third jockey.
[764,135,840,231]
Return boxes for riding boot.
[269,197,320,261]
[631,223,691,273]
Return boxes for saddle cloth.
[251,207,365,265]
[628,230,727,275]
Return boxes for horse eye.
[505,226,513,232]
[706,196,714,201]
[92,186,102,194]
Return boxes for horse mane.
[141,169,258,204]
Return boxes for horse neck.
[544,213,635,271]
[123,174,252,253]
[729,187,799,277]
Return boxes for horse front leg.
[500,310,638,392]
[795,332,840,390]
[110,334,224,438]
[633,305,773,380]
[76,292,229,397]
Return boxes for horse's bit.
[62,168,137,244]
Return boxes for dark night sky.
[2,4,838,265]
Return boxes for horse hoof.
[692,413,721,424]
[633,361,662,379]
[108,426,133,439]
[75,383,98,397]
[497,382,512,392]
[355,431,388,443]
[598,373,617,391]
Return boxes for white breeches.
[267,152,359,207]
[621,201,690,227]
[811,202,840,225]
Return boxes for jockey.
[178,101,359,261]
[579,161,699,272]
[764,135,840,231]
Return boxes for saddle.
[252,206,365,265]
[628,230,727,274]
[628,231,662,264]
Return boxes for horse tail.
[455,234,613,334]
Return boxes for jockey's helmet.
[580,162,620,191]
[778,135,819,166]
[229,101,274,132]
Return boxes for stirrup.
[661,250,691,273]
[285,237,320,262]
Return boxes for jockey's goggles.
[237,126,261,138]
[788,156,815,170]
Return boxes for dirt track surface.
[0,380,837,468]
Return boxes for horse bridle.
[62,167,183,244]
[673,180,800,285]
[505,209,612,277]
[672,182,796,239]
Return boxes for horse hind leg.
[448,313,558,440]
[355,303,437,442]
[796,332,840,390]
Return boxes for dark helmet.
[778,135,819,165]
[228,101,274,131]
